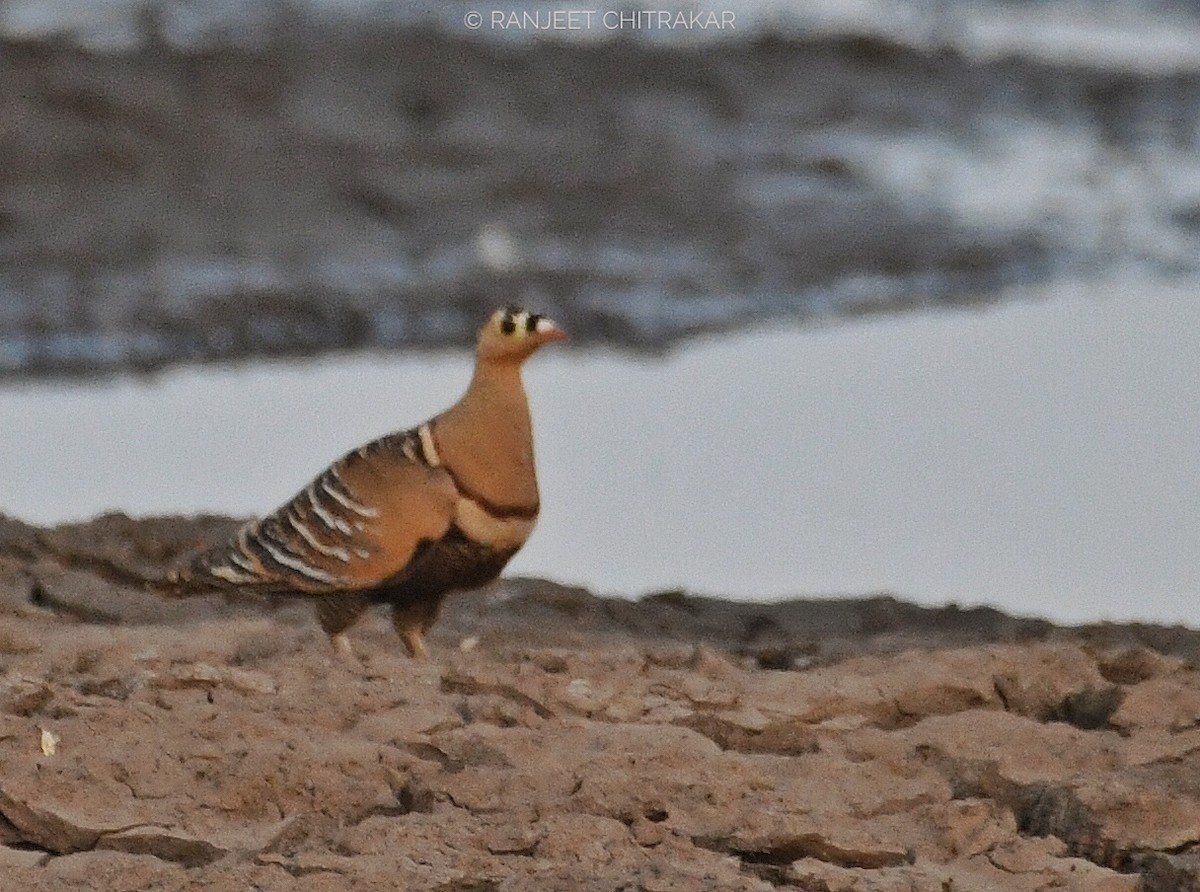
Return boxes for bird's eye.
[498,307,532,337]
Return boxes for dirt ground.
[0,512,1198,890]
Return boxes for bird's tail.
[165,535,287,598]
[164,548,243,596]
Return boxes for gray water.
[4,0,1200,373]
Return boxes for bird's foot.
[330,633,371,674]
[329,634,396,680]
[331,633,357,662]
[400,627,429,661]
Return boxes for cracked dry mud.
[1,513,1200,890]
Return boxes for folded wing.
[170,429,458,595]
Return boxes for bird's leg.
[391,606,428,659]
[391,597,443,660]
[400,626,429,660]
[315,593,370,666]
[331,633,358,664]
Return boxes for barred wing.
[171,428,457,595]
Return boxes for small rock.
[1141,850,1200,891]
[985,836,1066,874]
[729,830,911,871]
[0,677,53,717]
[355,702,464,742]
[0,843,50,868]
[42,849,185,885]
[526,649,571,673]
[641,694,693,724]
[483,825,542,855]
[535,814,631,866]
[38,727,57,756]
[96,827,226,868]
[717,706,769,733]
[937,799,1015,859]
[563,677,610,713]
[1111,677,1200,732]
[0,627,39,654]
[441,663,553,718]
[289,851,357,876]
[1057,685,1124,730]
[259,812,339,857]
[75,675,138,701]
[687,644,738,677]
[1097,647,1181,684]
[601,698,646,723]
[993,672,1059,721]
[675,676,739,708]
[631,817,667,848]
[0,786,107,853]
[638,878,674,892]
[153,663,276,695]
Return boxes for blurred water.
[8,0,1200,63]
[4,0,1200,374]
[1,274,1196,625]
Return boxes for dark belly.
[370,527,516,606]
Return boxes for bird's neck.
[433,357,539,512]
[464,356,528,410]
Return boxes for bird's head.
[477,306,568,362]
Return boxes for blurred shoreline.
[2,2,1200,377]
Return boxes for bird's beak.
[535,317,569,343]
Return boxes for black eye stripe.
[498,306,542,337]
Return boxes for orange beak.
[536,318,569,343]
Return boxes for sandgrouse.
[168,307,566,659]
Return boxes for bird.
[167,306,566,660]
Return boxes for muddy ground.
[0,512,1198,890]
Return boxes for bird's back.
[169,425,458,597]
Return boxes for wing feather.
[170,429,457,596]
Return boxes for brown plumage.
[168,307,566,659]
